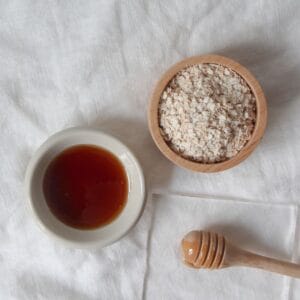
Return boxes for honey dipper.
[181,230,300,278]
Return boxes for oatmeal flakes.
[158,63,256,163]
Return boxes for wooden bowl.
[148,54,267,172]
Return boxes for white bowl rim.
[24,127,146,249]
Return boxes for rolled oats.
[158,63,256,163]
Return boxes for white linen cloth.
[1,0,300,299]
[146,194,298,300]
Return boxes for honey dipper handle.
[224,243,300,278]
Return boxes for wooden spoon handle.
[224,244,300,278]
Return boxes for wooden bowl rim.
[148,54,267,173]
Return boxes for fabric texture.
[1,0,300,299]
[146,194,298,300]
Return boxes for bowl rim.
[148,54,267,172]
[24,127,146,248]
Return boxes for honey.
[43,145,128,230]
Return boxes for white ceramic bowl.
[25,127,145,249]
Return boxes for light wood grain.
[182,230,300,278]
[148,54,268,172]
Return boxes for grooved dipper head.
[181,230,226,269]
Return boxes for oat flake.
[158,63,257,163]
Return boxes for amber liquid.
[43,145,128,229]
